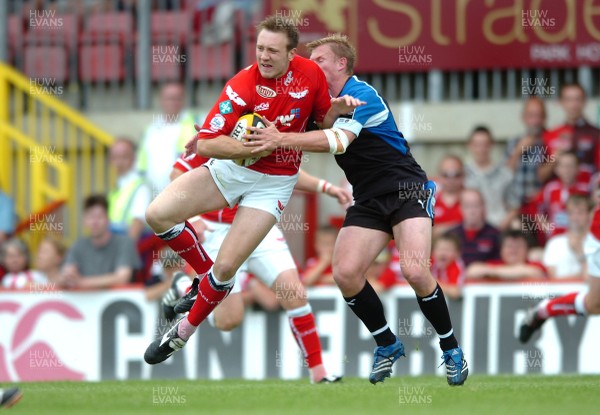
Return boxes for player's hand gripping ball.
[230,113,265,167]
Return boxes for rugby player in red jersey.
[143,16,362,364]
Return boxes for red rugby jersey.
[197,55,331,175]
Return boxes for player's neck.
[329,75,351,98]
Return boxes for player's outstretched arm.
[320,95,366,129]
[244,118,356,155]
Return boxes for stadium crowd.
[1,81,599,305]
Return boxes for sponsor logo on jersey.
[256,85,277,99]
[219,100,233,114]
[254,102,270,112]
[289,89,308,99]
[226,85,247,106]
[283,71,293,86]
[274,109,300,126]
[209,114,226,131]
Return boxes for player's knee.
[213,260,239,281]
[333,263,359,290]
[145,202,160,230]
[402,266,430,288]
[278,288,308,309]
[585,295,600,314]
[215,314,242,331]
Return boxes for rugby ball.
[230,113,265,167]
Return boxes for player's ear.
[338,57,347,72]
[288,48,297,61]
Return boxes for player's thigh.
[247,226,297,288]
[214,206,277,276]
[147,166,228,225]
[392,216,435,294]
[392,216,433,272]
[332,226,391,293]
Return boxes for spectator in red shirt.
[431,234,465,300]
[540,83,600,183]
[533,151,590,237]
[448,189,501,266]
[433,155,464,237]
[465,230,546,280]
[302,226,337,286]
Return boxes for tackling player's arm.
[319,95,366,129]
[245,86,377,155]
[245,118,357,154]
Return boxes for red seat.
[24,45,68,82]
[25,14,79,49]
[8,15,22,52]
[82,12,133,44]
[136,44,183,81]
[190,43,234,80]
[151,11,192,44]
[79,43,124,82]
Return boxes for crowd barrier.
[1,282,598,382]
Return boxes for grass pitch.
[7,375,600,415]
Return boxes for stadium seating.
[150,11,192,44]
[79,43,125,82]
[25,14,79,51]
[135,43,183,82]
[190,42,234,80]
[24,45,68,82]
[8,15,22,64]
[82,12,134,44]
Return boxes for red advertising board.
[267,0,600,72]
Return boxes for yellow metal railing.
[0,63,114,248]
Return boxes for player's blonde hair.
[306,34,356,75]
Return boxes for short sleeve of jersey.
[197,72,253,139]
[173,153,207,172]
[332,81,389,137]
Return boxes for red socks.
[158,221,213,276]
[187,272,233,326]
[288,305,323,368]
[538,292,586,318]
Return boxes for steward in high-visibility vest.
[137,111,198,194]
[108,170,151,236]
